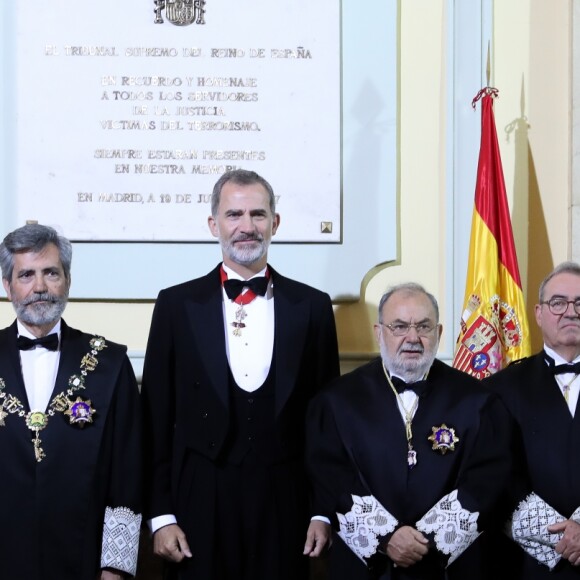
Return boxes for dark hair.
[211,169,276,217]
[0,224,72,283]
[378,282,439,323]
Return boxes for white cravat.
[221,264,275,392]
[17,320,61,412]
[545,344,580,416]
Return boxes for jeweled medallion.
[65,397,96,427]
[26,411,48,462]
[428,423,459,455]
[26,410,48,432]
[232,305,248,337]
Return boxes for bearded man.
[141,169,340,579]
[0,223,141,579]
[305,282,512,580]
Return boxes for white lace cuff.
[337,494,398,562]
[510,492,567,569]
[416,489,479,565]
[101,506,142,576]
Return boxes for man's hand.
[548,520,580,565]
[386,525,429,568]
[98,570,125,580]
[153,523,193,563]
[303,520,332,557]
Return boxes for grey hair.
[0,224,72,283]
[538,261,580,302]
[210,169,276,217]
[378,282,440,324]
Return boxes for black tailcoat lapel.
[185,265,230,411]
[270,267,310,416]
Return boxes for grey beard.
[222,238,268,266]
[13,293,68,328]
[379,341,435,383]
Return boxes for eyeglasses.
[381,322,436,337]
[541,297,580,315]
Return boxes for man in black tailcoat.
[141,169,340,579]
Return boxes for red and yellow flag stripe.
[453,89,530,378]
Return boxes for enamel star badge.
[65,397,96,427]
[428,423,459,455]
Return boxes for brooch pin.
[65,396,96,427]
[428,423,459,454]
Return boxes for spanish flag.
[452,88,530,379]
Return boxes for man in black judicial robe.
[141,169,340,579]
[0,223,141,579]
[305,283,513,580]
[485,261,580,579]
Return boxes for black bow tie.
[553,362,580,375]
[390,376,427,396]
[545,353,580,375]
[223,277,269,300]
[17,334,59,351]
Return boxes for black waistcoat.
[220,361,279,465]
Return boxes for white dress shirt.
[18,320,61,412]
[545,344,580,417]
[221,263,275,392]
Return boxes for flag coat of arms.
[453,88,530,379]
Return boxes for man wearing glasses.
[486,261,580,579]
[305,282,512,579]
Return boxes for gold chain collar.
[0,336,107,462]
[382,362,427,469]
